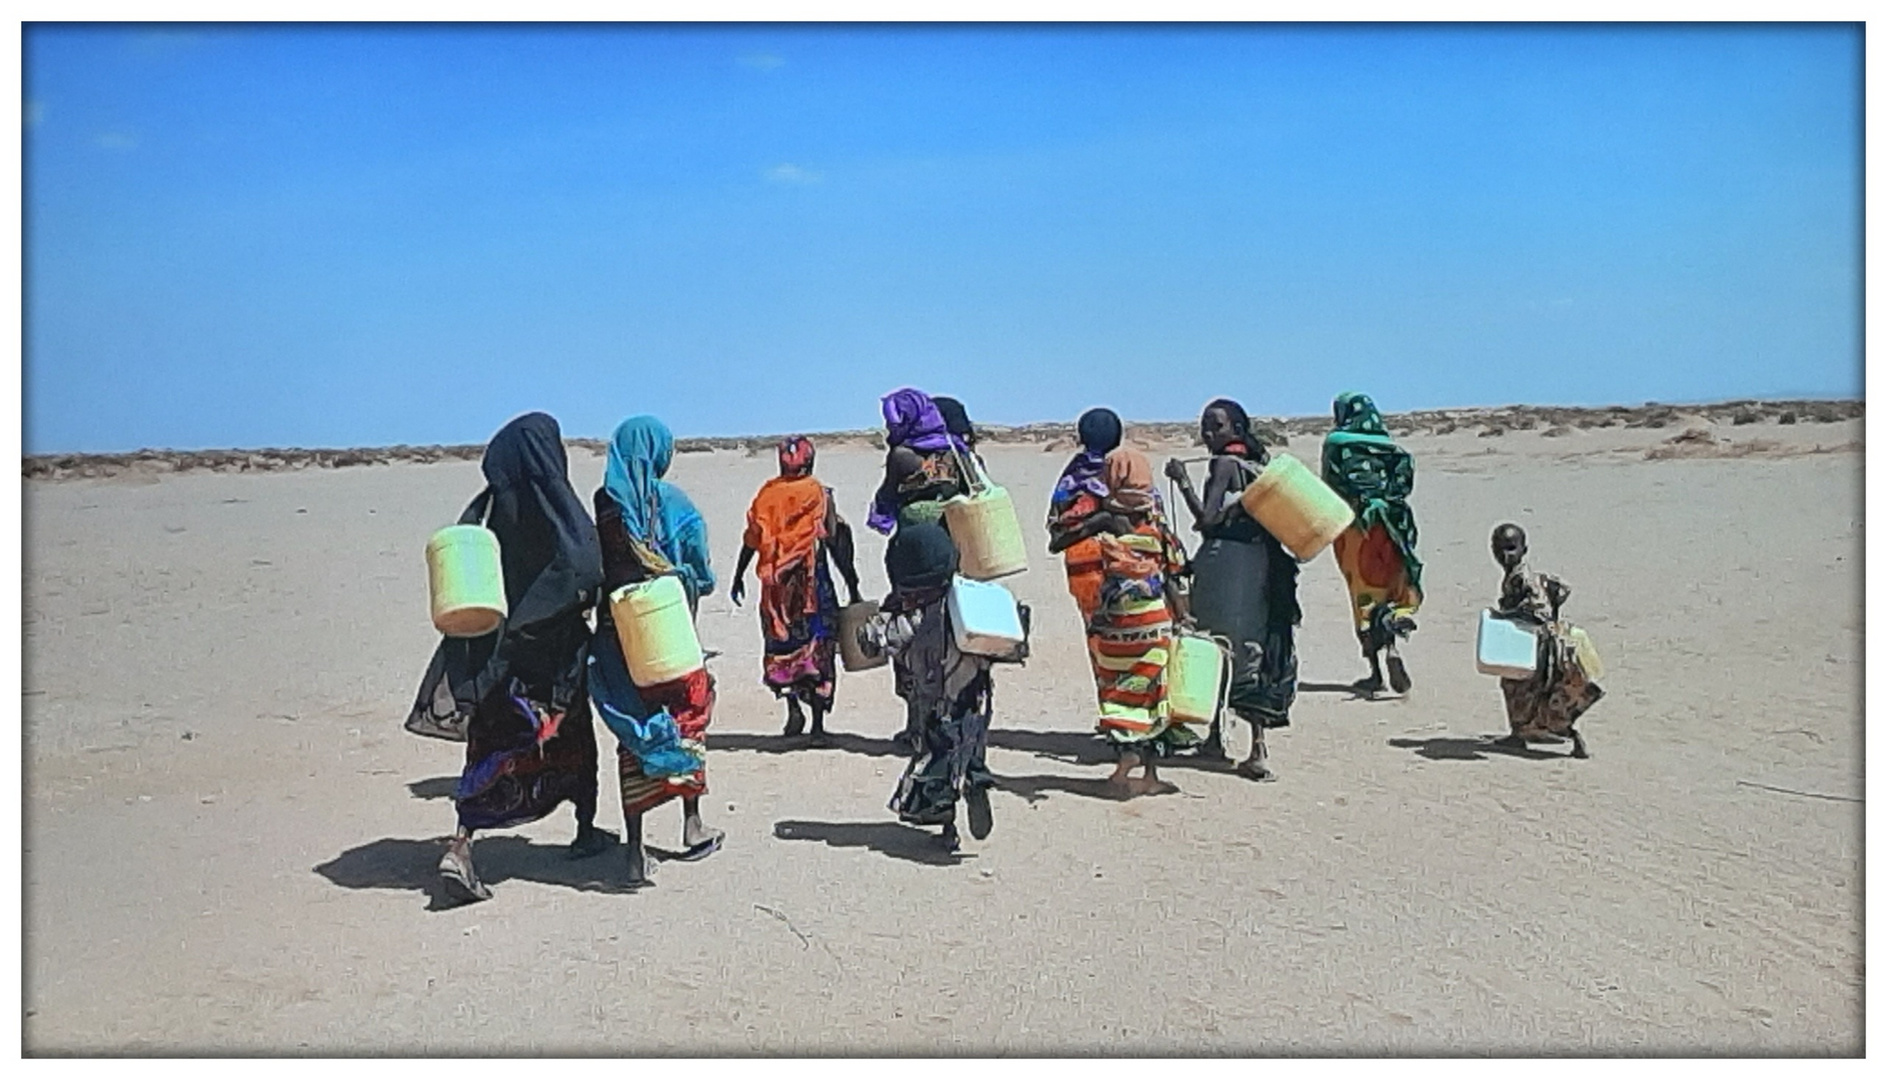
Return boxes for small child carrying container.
[1488,523,1605,758]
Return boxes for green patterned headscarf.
[1321,392,1422,592]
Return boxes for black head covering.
[1076,407,1123,454]
[470,412,606,627]
[406,412,603,739]
[885,521,959,592]
[933,396,975,447]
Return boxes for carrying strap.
[458,488,493,527]
[945,439,992,497]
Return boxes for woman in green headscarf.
[1321,393,1423,695]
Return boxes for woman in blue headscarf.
[589,415,722,889]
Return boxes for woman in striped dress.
[1082,448,1194,795]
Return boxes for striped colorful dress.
[1090,519,1194,753]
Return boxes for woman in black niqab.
[407,412,609,905]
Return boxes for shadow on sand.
[985,728,1237,776]
[1387,735,1563,762]
[1298,680,1374,698]
[710,731,908,759]
[772,819,964,866]
[314,832,629,910]
[406,776,458,800]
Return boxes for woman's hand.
[729,576,746,607]
[1163,458,1191,484]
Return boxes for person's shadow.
[1387,735,1560,762]
[710,731,907,759]
[406,776,457,800]
[986,728,1236,776]
[772,819,963,866]
[314,832,631,910]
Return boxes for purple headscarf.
[868,387,969,534]
[881,388,964,453]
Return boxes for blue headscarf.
[657,479,716,600]
[603,415,673,550]
[603,415,715,602]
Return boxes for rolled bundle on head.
[1102,447,1157,517]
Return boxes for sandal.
[438,846,492,904]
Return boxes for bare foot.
[1125,776,1179,797]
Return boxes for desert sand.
[21,409,1863,1055]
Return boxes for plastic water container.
[838,600,887,672]
[947,575,1027,657]
[610,576,705,688]
[1567,626,1603,680]
[1238,453,1356,562]
[1476,609,1539,678]
[943,484,1029,580]
[426,525,507,637]
[1166,632,1226,726]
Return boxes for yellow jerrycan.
[610,575,705,687]
[1238,452,1356,561]
[838,600,887,672]
[1166,631,1227,726]
[941,450,1029,580]
[426,524,507,637]
[1567,626,1604,680]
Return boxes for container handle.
[946,438,993,497]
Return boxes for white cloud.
[94,131,138,151]
[765,163,821,185]
[739,53,785,71]
[133,30,204,55]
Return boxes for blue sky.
[23,23,1862,453]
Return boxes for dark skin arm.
[825,502,863,605]
[1047,510,1120,554]
[730,544,756,606]
[1541,574,1570,620]
[1164,456,1248,533]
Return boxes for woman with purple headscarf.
[866,388,972,536]
[866,388,973,752]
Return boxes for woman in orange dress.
[730,436,862,741]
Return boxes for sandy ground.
[22,416,1863,1055]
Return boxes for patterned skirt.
[456,680,599,833]
[1500,624,1604,738]
[1332,522,1422,647]
[761,557,840,710]
[590,627,713,817]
